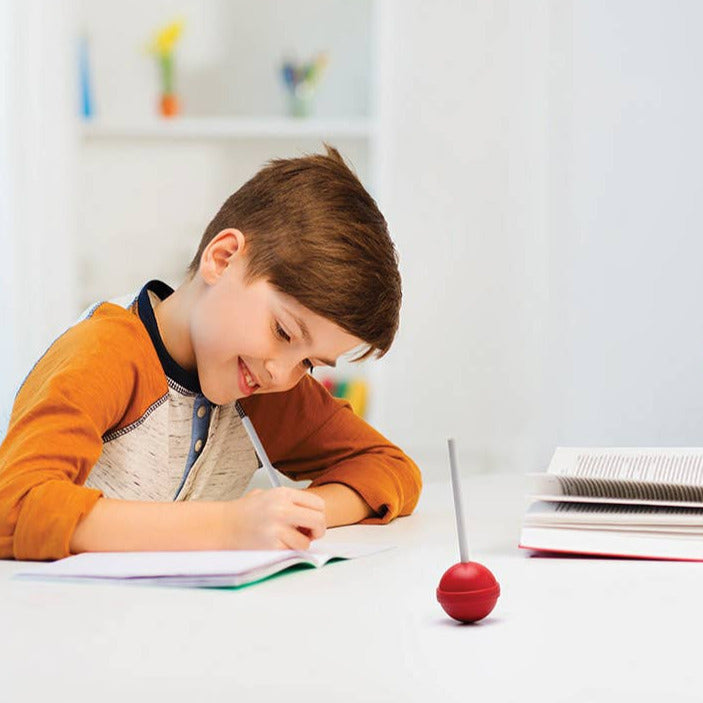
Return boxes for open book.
[15,541,392,588]
[519,447,703,560]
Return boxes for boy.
[0,146,421,561]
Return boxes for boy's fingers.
[291,489,325,512]
[297,522,325,540]
[288,505,326,539]
[281,526,312,552]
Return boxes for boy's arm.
[305,483,375,527]
[69,498,229,552]
[69,488,326,553]
[240,375,422,526]
[0,309,156,560]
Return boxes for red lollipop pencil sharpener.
[437,561,500,623]
[438,438,500,623]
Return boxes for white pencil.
[447,437,470,563]
[235,401,282,488]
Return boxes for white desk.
[1,474,702,703]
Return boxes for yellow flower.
[147,18,185,56]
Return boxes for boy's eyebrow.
[288,311,337,368]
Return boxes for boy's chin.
[200,385,236,406]
[207,388,259,405]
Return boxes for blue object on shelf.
[79,35,94,120]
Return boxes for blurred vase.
[158,52,179,118]
[159,93,179,118]
[288,84,314,118]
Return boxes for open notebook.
[15,541,392,588]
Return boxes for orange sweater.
[0,281,422,561]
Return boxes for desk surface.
[1,474,702,703]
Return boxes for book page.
[524,500,703,529]
[548,447,703,485]
[519,524,703,560]
[527,473,703,507]
[528,473,703,508]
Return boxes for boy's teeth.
[243,365,256,388]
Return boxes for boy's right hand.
[224,487,326,551]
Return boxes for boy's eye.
[275,322,291,342]
[276,322,313,373]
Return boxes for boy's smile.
[238,357,260,395]
[154,229,363,405]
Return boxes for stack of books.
[520,447,703,560]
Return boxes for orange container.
[159,94,179,118]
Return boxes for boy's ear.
[199,229,246,284]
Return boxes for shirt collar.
[137,280,202,395]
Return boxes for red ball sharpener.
[436,561,500,623]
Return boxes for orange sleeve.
[241,375,422,524]
[0,306,159,560]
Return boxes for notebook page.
[17,550,305,580]
[548,447,703,485]
[15,541,394,582]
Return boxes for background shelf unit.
[81,117,378,141]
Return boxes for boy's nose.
[264,356,305,388]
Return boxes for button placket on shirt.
[174,396,214,500]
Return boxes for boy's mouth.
[238,358,260,396]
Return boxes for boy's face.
[190,230,363,405]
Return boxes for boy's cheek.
[262,372,307,395]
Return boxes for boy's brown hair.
[188,145,401,361]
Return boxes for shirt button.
[197,406,206,419]
[194,439,203,452]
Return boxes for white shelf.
[81,116,378,140]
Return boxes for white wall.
[0,0,79,435]
[377,0,703,477]
[377,1,551,474]
[552,0,703,447]
[0,0,17,432]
